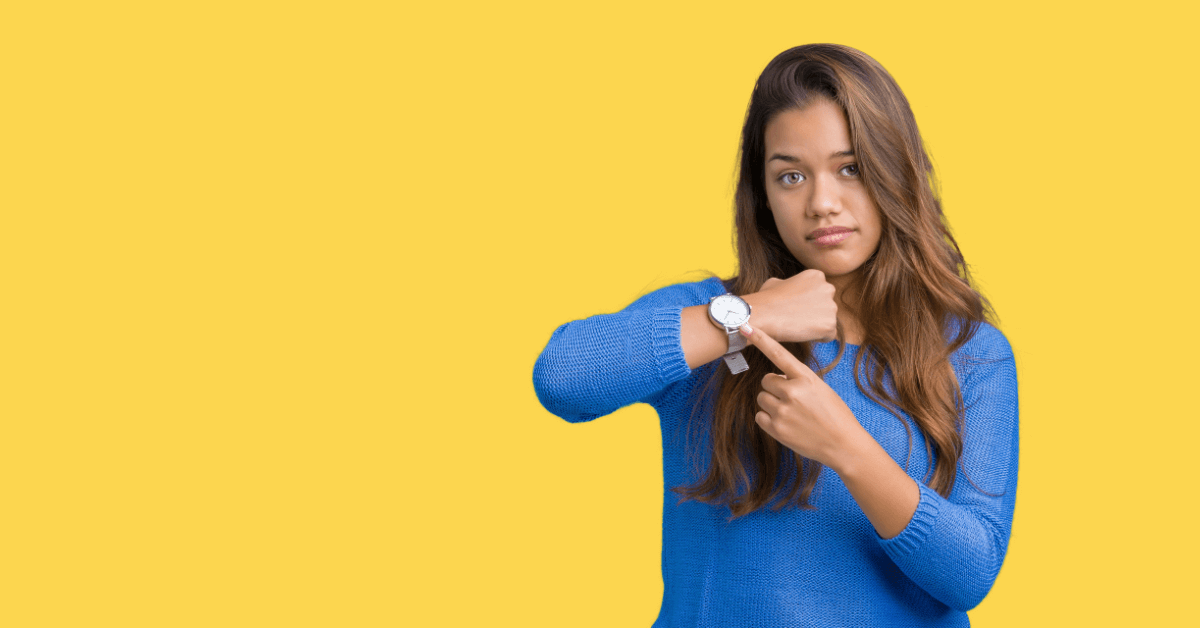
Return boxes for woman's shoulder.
[946,319,1016,386]
[955,321,1012,355]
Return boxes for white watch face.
[710,294,750,327]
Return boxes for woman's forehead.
[764,102,853,160]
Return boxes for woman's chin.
[791,248,871,279]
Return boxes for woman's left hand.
[739,323,867,470]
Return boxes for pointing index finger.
[739,324,811,380]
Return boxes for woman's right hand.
[745,270,839,343]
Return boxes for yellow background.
[3,1,1197,625]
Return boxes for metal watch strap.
[722,328,749,374]
[722,351,750,374]
[726,329,748,353]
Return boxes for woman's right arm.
[532,271,839,423]
[532,280,722,423]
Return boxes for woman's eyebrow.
[767,149,855,164]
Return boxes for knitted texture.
[533,277,1019,627]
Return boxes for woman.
[533,43,1018,626]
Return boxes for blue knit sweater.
[533,276,1019,627]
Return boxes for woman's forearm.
[680,304,735,369]
[832,428,921,540]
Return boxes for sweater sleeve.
[876,323,1020,611]
[532,278,720,423]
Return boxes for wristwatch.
[707,293,752,374]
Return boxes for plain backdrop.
[3,1,1198,626]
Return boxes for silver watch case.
[707,293,752,373]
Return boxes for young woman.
[533,44,1018,626]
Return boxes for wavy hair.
[673,44,995,519]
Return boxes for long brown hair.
[673,44,995,519]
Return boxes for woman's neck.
[829,273,865,345]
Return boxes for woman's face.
[762,100,883,286]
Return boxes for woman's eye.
[780,172,804,185]
[840,164,859,176]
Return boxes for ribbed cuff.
[879,482,942,557]
[649,306,693,385]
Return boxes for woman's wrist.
[742,292,774,338]
[681,304,736,369]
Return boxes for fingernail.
[740,324,753,335]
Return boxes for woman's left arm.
[868,328,1019,612]
[743,323,1019,612]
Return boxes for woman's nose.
[806,176,840,218]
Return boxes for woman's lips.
[811,230,853,246]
